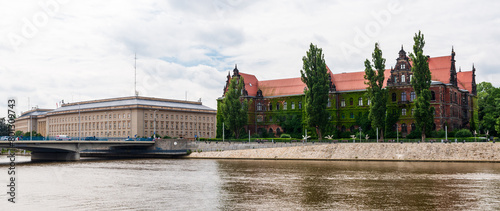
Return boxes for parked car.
[125,138,134,141]
[84,136,98,140]
[0,136,10,140]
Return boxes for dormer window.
[401,64,406,69]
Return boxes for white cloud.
[1,0,499,118]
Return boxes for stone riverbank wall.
[187,142,500,162]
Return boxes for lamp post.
[396,123,399,143]
[359,127,362,143]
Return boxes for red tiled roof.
[457,71,473,92]
[428,56,452,84]
[259,77,306,96]
[239,73,259,96]
[234,55,473,97]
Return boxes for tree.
[477,82,500,136]
[409,31,435,141]
[364,43,388,141]
[220,76,250,139]
[300,43,330,140]
[0,118,10,136]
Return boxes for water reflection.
[216,160,500,210]
[1,157,499,210]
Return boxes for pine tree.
[220,76,250,139]
[410,31,435,141]
[300,43,330,140]
[364,43,387,141]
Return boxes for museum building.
[218,47,478,137]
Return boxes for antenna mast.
[134,53,138,96]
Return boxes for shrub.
[280,133,291,138]
[454,129,472,138]
[406,129,421,139]
[430,129,446,138]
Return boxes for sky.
[1,0,499,118]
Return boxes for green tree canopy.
[300,43,330,140]
[410,31,435,141]
[0,118,10,136]
[220,76,250,139]
[477,81,500,136]
[364,42,388,141]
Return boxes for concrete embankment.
[187,142,500,162]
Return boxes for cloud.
[0,0,499,119]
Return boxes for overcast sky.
[1,0,499,117]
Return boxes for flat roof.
[19,96,215,118]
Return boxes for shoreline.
[187,142,500,163]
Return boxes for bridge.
[0,139,190,161]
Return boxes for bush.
[430,129,446,138]
[454,129,472,137]
[280,133,291,138]
[406,129,421,139]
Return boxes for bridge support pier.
[31,152,80,161]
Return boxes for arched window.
[392,93,397,102]
[410,92,416,102]
[349,98,353,106]
[411,123,416,131]
[257,102,262,111]
[401,123,407,133]
[269,103,273,111]
[431,91,436,101]
[276,128,281,134]
[350,126,355,132]
[269,128,273,134]
[401,74,406,83]
[358,97,363,106]
[401,92,407,102]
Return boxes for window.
[276,103,280,110]
[299,101,302,109]
[291,102,295,109]
[358,97,363,106]
[341,113,345,119]
[367,98,371,105]
[269,128,273,134]
[257,102,262,111]
[401,64,406,69]
[341,126,346,132]
[431,91,436,101]
[392,93,397,102]
[284,102,287,110]
[410,75,412,82]
[350,112,354,119]
[401,92,407,102]
[401,74,405,83]
[411,123,416,131]
[257,115,263,122]
[341,98,346,107]
[402,109,406,116]
[349,98,353,106]
[454,92,457,103]
[269,103,272,111]
[327,98,331,107]
[401,123,407,133]
[393,76,397,83]
[410,92,416,102]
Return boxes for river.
[1,156,500,210]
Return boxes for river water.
[1,156,500,210]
